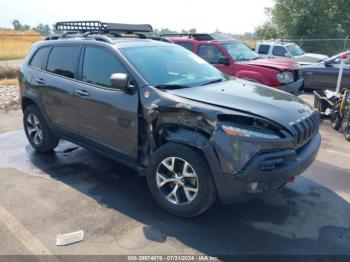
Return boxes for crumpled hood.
[241,58,300,71]
[166,80,314,131]
[295,53,329,63]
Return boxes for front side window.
[30,47,50,69]
[272,46,288,57]
[47,46,80,79]
[258,44,270,55]
[198,44,224,64]
[286,44,305,56]
[82,47,126,88]
[121,45,226,87]
[222,42,259,62]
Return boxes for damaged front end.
[138,86,321,203]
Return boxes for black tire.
[343,120,350,142]
[23,105,59,152]
[147,142,217,217]
[331,105,341,130]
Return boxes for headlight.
[222,125,281,139]
[277,71,294,84]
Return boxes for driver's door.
[197,44,232,75]
[75,45,139,162]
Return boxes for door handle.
[35,78,46,84]
[75,89,90,97]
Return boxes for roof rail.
[160,33,213,41]
[55,21,153,34]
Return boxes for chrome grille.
[290,111,320,148]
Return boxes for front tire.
[23,105,59,152]
[147,143,217,217]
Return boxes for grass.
[0,78,18,86]
[0,29,44,61]
[0,66,17,79]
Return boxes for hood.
[241,58,299,71]
[166,80,313,131]
[295,53,329,63]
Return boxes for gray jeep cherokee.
[19,21,321,217]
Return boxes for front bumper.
[282,78,304,95]
[205,131,321,204]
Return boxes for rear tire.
[147,143,217,217]
[23,105,59,152]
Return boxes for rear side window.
[30,47,49,69]
[272,46,287,56]
[176,42,193,51]
[47,46,80,79]
[82,47,126,88]
[258,44,270,55]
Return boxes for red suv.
[163,33,303,95]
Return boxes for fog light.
[249,182,259,192]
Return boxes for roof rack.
[44,21,165,43]
[55,21,153,34]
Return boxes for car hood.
[166,80,313,131]
[241,58,299,71]
[295,53,329,63]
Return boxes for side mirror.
[284,53,292,58]
[110,73,133,91]
[218,56,230,66]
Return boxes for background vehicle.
[302,51,350,91]
[255,41,328,64]
[163,33,303,95]
[20,21,321,217]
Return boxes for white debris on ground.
[0,85,20,110]
[56,230,84,246]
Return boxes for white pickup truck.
[255,41,328,65]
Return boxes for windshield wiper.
[200,78,225,86]
[155,84,190,90]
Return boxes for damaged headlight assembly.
[220,123,282,174]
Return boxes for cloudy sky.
[0,0,274,33]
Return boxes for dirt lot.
[0,94,349,259]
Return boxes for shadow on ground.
[0,130,350,256]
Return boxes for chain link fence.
[243,38,350,57]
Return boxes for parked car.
[20,21,321,217]
[301,51,350,91]
[163,33,303,95]
[255,41,329,65]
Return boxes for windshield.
[222,42,259,62]
[121,45,227,87]
[286,44,305,56]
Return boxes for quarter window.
[198,44,224,64]
[47,46,80,79]
[176,42,193,51]
[272,46,288,57]
[258,44,270,55]
[30,47,49,69]
[82,47,126,88]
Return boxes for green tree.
[255,21,278,39]
[257,0,350,39]
[11,19,30,31]
[34,23,51,35]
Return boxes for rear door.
[256,44,270,58]
[75,45,139,162]
[42,45,81,135]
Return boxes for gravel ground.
[0,85,20,110]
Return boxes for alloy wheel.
[26,113,43,145]
[156,157,199,205]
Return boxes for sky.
[0,0,274,34]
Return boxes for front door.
[75,46,139,162]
